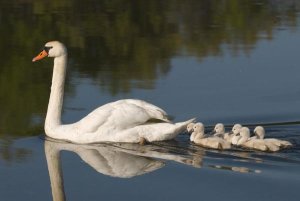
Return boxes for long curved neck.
[257,131,265,139]
[194,131,204,140]
[238,134,249,145]
[45,55,67,130]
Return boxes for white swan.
[191,123,231,149]
[32,41,194,144]
[254,126,292,148]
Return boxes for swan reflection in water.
[45,138,262,201]
[44,138,202,201]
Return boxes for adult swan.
[32,41,194,144]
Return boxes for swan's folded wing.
[122,99,170,122]
[75,99,170,134]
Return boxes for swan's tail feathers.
[142,118,197,142]
[174,118,197,132]
[175,118,196,126]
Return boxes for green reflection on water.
[0,0,299,145]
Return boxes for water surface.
[0,1,300,201]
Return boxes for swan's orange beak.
[32,50,48,62]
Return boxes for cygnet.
[187,123,195,133]
[254,126,292,149]
[224,124,242,143]
[232,127,268,151]
[211,123,226,138]
[191,123,231,150]
[187,123,195,141]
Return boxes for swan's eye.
[44,46,53,53]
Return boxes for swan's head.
[230,124,242,134]
[187,123,195,133]
[212,123,225,134]
[193,123,205,133]
[254,126,265,139]
[32,41,67,62]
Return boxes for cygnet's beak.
[210,130,216,135]
[187,125,195,133]
[229,131,234,134]
[32,50,48,62]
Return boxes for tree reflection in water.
[0,0,299,159]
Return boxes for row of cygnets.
[187,123,292,152]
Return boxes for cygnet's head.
[32,41,67,62]
[231,124,242,134]
[187,123,195,133]
[213,123,225,134]
[239,127,251,138]
[231,127,250,145]
[254,126,265,139]
[193,123,205,133]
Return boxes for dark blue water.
[1,1,300,201]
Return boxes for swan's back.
[75,99,170,134]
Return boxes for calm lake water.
[1,1,300,201]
